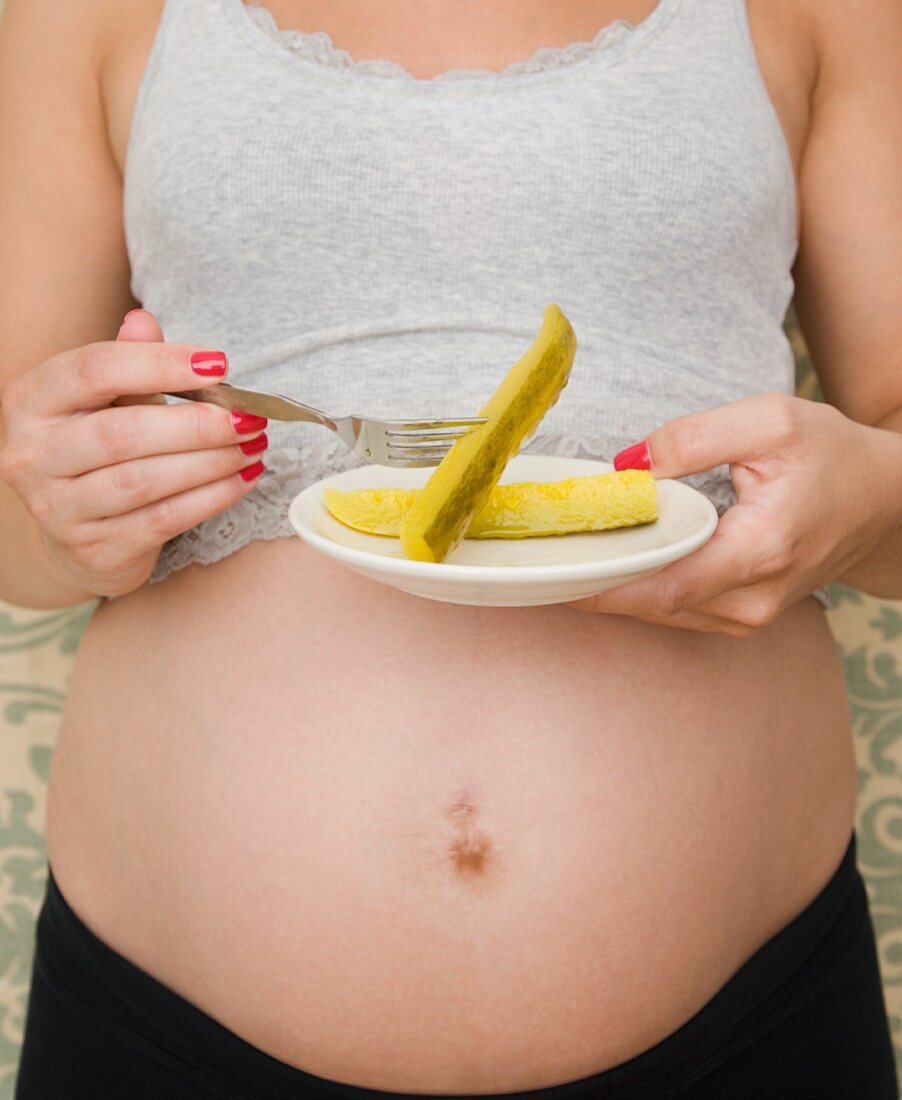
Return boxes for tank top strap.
[135,0,253,99]
[649,0,794,232]
[662,0,769,78]
[126,0,270,177]
[127,0,206,166]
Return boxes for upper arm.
[0,0,135,394]
[791,0,902,428]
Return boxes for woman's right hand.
[0,310,269,599]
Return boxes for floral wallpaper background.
[1,326,901,1096]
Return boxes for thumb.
[117,307,164,343]
[612,393,796,479]
[113,308,167,406]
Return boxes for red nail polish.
[238,432,268,456]
[238,460,265,482]
[190,350,228,376]
[613,440,651,471]
[230,411,268,434]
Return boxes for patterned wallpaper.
[0,324,900,1096]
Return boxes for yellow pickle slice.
[398,304,578,563]
[324,469,658,539]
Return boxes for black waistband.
[36,833,862,1099]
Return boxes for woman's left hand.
[565,392,902,636]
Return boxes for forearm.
[834,408,902,598]
[0,477,97,610]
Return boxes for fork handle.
[164,382,331,426]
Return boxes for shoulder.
[747,0,901,90]
[744,0,900,165]
[0,0,113,70]
[0,0,167,175]
[0,0,168,82]
[801,0,902,92]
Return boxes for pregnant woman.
[2,0,901,1095]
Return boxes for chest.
[105,0,814,189]
[123,11,801,310]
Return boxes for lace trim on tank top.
[148,432,833,610]
[242,3,640,83]
[150,431,738,583]
[150,439,361,581]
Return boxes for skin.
[0,0,899,1091]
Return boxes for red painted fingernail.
[613,441,651,471]
[190,350,228,376]
[238,432,268,456]
[230,410,268,434]
[238,460,265,482]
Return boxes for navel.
[445,798,492,878]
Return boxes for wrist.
[35,530,103,607]
[834,421,902,596]
[0,483,95,609]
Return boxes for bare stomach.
[45,537,857,1093]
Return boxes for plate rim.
[287,456,719,584]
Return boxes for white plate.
[288,454,718,607]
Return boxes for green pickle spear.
[399,304,577,563]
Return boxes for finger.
[113,310,169,407]
[565,505,785,618]
[679,578,804,633]
[62,440,268,521]
[117,308,164,343]
[111,393,169,408]
[24,340,230,419]
[612,392,811,480]
[88,462,265,552]
[568,602,757,637]
[38,403,269,477]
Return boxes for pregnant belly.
[46,538,857,1093]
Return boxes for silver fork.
[166,382,488,467]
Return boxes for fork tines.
[384,416,486,464]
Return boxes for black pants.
[15,832,899,1099]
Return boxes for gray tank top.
[127,0,828,607]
